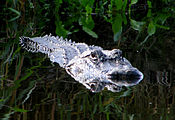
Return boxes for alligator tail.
[19,35,73,68]
[19,36,52,54]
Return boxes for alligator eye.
[89,51,99,63]
[89,50,105,63]
[90,51,97,58]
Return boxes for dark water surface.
[1,1,175,120]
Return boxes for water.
[0,1,175,120]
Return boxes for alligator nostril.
[127,70,142,78]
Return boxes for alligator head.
[66,49,143,92]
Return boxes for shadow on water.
[0,0,175,119]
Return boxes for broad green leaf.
[147,0,152,17]
[112,14,122,42]
[82,26,98,38]
[130,0,138,5]
[112,14,122,34]
[148,21,156,36]
[115,0,122,10]
[147,9,152,17]
[86,5,92,15]
[79,15,94,30]
[130,19,145,31]
[147,1,152,8]
[114,29,122,42]
[122,0,128,11]
[55,16,69,37]
[122,12,127,25]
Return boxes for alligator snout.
[107,69,143,86]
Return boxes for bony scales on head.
[20,35,144,92]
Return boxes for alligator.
[19,35,144,92]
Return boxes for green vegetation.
[2,0,175,41]
[0,0,175,119]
